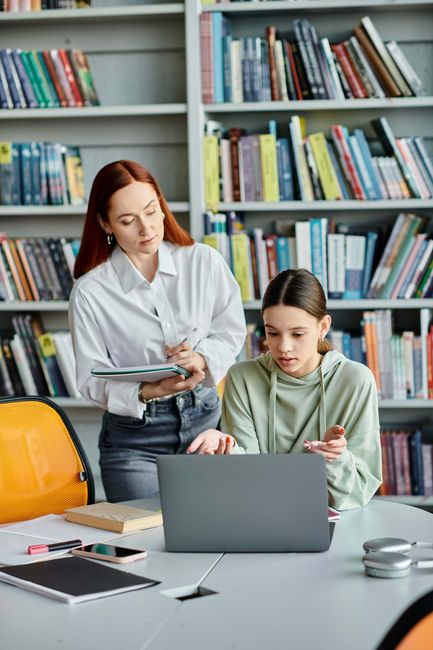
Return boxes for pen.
[27,539,83,555]
[180,327,199,346]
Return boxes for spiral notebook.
[91,363,191,382]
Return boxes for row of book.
[1,1,91,10]
[0,236,79,302]
[331,309,433,401]
[0,314,80,398]
[0,142,85,206]
[379,430,433,497]
[200,13,423,103]
[204,116,433,205]
[0,48,99,109]
[202,212,433,302]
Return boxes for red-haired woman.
[69,160,245,502]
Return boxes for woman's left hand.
[304,425,347,462]
[166,342,206,372]
[186,430,236,455]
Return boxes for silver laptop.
[157,454,332,553]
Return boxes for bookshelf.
[0,0,188,499]
[187,0,433,503]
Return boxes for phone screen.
[79,544,144,558]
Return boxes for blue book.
[0,50,23,108]
[362,231,378,297]
[268,119,278,138]
[326,142,350,199]
[9,49,38,108]
[353,129,383,199]
[342,333,352,360]
[409,430,424,495]
[351,337,365,365]
[212,13,229,104]
[30,142,42,205]
[276,237,290,271]
[11,144,22,205]
[310,218,325,290]
[222,35,232,102]
[19,143,33,205]
[276,139,294,201]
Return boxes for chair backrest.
[376,588,433,650]
[0,396,94,524]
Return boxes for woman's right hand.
[186,430,236,455]
[140,365,205,401]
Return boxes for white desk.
[1,501,433,650]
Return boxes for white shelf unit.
[0,1,189,500]
[186,0,433,500]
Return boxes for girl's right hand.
[140,366,205,401]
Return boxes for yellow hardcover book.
[259,134,279,202]
[231,232,252,302]
[65,502,163,533]
[202,234,219,251]
[308,132,343,200]
[203,135,220,210]
[291,115,314,201]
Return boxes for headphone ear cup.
[362,551,411,579]
[363,537,412,553]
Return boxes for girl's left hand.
[304,425,346,462]
[166,342,206,372]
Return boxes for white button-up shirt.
[69,241,246,418]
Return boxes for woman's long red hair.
[74,160,194,279]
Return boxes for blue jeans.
[99,386,221,502]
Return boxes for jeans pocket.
[196,387,220,412]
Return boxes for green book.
[19,51,47,108]
[29,51,54,108]
[35,51,60,108]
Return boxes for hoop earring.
[107,234,113,246]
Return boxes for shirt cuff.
[107,381,146,418]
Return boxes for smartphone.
[71,543,147,564]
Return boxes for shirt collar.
[110,241,177,294]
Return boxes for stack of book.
[200,13,424,103]
[204,116,433,205]
[0,235,79,302]
[379,430,433,497]
[1,1,91,10]
[0,313,80,398]
[0,142,85,206]
[203,213,433,303]
[0,48,99,109]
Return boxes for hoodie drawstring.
[319,366,327,440]
[268,371,277,453]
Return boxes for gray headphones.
[362,537,433,578]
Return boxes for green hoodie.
[221,350,382,510]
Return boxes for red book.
[58,49,84,107]
[331,125,366,200]
[264,235,278,281]
[331,42,367,99]
[285,41,303,100]
[41,50,68,107]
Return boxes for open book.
[91,363,191,382]
[0,556,159,603]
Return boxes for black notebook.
[0,556,160,604]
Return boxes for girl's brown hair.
[262,268,331,354]
[74,160,194,279]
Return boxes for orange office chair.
[0,396,94,524]
[376,588,433,650]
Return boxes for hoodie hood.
[257,350,347,453]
